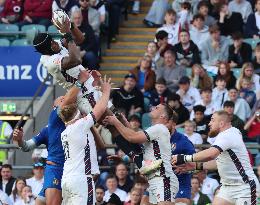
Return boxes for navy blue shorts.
[38,164,63,198]
[176,183,191,199]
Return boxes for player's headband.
[33,33,56,55]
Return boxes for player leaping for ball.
[172,110,260,205]
[33,11,146,169]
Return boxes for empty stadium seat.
[21,24,46,33]
[21,24,46,44]
[0,24,19,40]
[0,39,10,46]
[47,25,58,33]
[0,24,19,32]
[243,38,260,50]
[11,39,29,46]
[232,68,241,79]
[143,97,150,113]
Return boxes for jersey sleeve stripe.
[211,145,223,153]
[143,131,150,142]
[90,111,97,124]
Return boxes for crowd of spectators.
[1,0,260,204]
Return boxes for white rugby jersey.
[143,124,177,179]
[61,113,99,177]
[40,40,95,93]
[212,127,258,185]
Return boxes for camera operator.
[244,109,260,143]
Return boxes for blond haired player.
[59,76,112,205]
[172,110,260,205]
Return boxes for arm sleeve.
[228,46,234,62]
[192,45,201,65]
[46,54,63,72]
[32,126,48,147]
[212,133,233,152]
[20,139,37,152]
[201,43,210,65]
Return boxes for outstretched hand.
[53,17,71,33]
[100,75,113,94]
[12,128,24,142]
[91,70,102,87]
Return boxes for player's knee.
[35,198,46,205]
[45,189,62,205]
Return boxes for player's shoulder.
[219,127,241,137]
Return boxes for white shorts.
[148,176,179,204]
[77,89,113,115]
[62,175,95,205]
[217,179,259,205]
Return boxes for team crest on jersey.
[171,143,176,151]
[53,178,59,185]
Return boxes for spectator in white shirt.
[89,0,106,23]
[19,185,35,205]
[103,175,127,202]
[157,9,186,46]
[26,163,44,197]
[184,120,203,147]
[9,178,26,205]
[228,0,253,23]
[190,88,221,119]
[212,76,228,108]
[194,170,219,201]
[177,76,201,112]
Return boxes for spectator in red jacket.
[244,108,260,143]
[0,0,23,24]
[18,0,52,28]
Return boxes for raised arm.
[12,127,47,152]
[59,70,91,108]
[91,76,112,122]
[55,18,82,70]
[172,147,220,165]
[103,115,147,144]
[70,23,85,45]
[90,127,105,150]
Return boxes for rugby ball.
[52,10,71,32]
